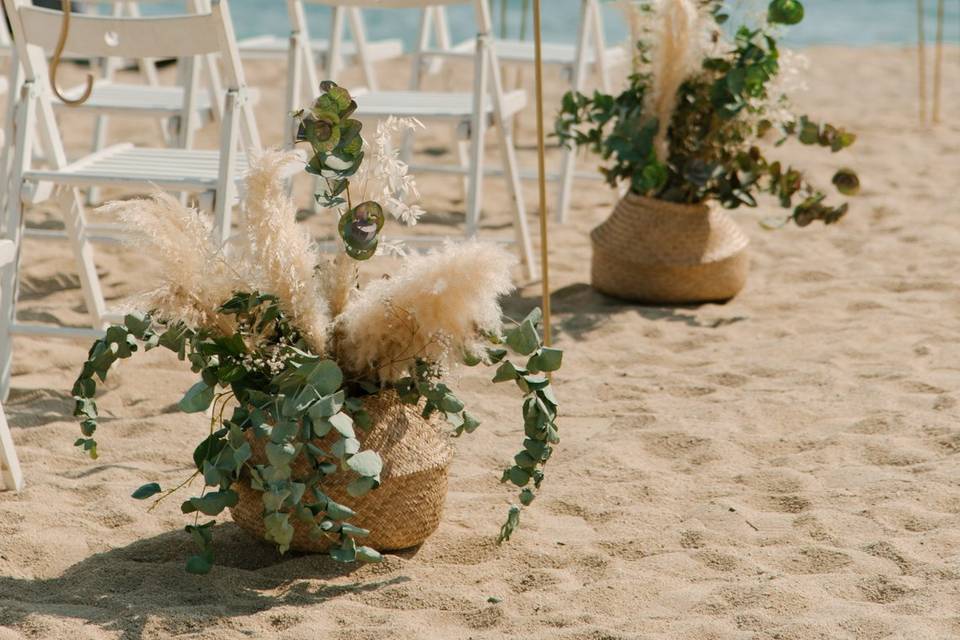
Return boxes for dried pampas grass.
[337,242,516,380]
[644,0,705,161]
[241,150,330,354]
[103,147,516,377]
[101,193,243,332]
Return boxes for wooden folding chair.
[0,0,261,395]
[420,0,625,223]
[304,0,536,279]
[0,239,23,491]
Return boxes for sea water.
[134,1,959,49]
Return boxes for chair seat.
[55,81,217,117]
[449,38,627,67]
[353,90,527,120]
[238,34,403,62]
[23,144,249,191]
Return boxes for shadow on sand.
[0,522,411,639]
[503,283,748,340]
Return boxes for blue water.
[141,1,960,48]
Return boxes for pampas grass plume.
[101,193,243,332]
[646,0,702,161]
[337,242,515,380]
[242,150,330,354]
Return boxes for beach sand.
[1,46,959,639]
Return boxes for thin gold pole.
[917,0,928,125]
[532,0,552,347]
[932,0,945,123]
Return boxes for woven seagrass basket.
[229,391,454,552]
[591,193,750,304]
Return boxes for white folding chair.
[420,0,625,223]
[60,1,226,158]
[1,1,229,210]
[240,1,403,94]
[0,239,24,491]
[0,0,261,393]
[305,0,536,279]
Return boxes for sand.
[1,45,959,639]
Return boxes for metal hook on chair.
[50,0,93,106]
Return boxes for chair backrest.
[307,0,467,6]
[306,1,493,49]
[3,0,247,91]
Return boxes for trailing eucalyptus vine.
[555,0,859,227]
[73,299,560,572]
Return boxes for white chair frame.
[66,1,226,160]
[418,0,625,223]
[0,1,227,215]
[240,1,404,97]
[0,0,261,394]
[0,239,23,491]
[305,0,536,279]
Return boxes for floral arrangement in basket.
[72,82,562,574]
[556,0,859,227]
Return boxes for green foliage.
[73,293,563,573]
[295,81,385,261]
[555,0,858,228]
[131,483,161,500]
[73,294,385,571]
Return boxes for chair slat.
[353,90,526,119]
[239,35,402,61]
[18,5,222,59]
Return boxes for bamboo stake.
[532,0,552,348]
[917,0,928,125]
[932,0,945,123]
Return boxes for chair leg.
[0,187,24,401]
[0,402,24,491]
[0,60,23,235]
[214,93,241,247]
[86,115,110,205]
[465,37,490,236]
[453,124,470,203]
[555,0,593,224]
[494,123,537,281]
[59,187,108,330]
[0,252,17,402]
[556,146,577,225]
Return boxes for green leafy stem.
[72,295,561,573]
[555,0,859,228]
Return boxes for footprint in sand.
[855,575,913,605]
[782,547,853,575]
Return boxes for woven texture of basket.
[591,193,750,304]
[229,391,454,552]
